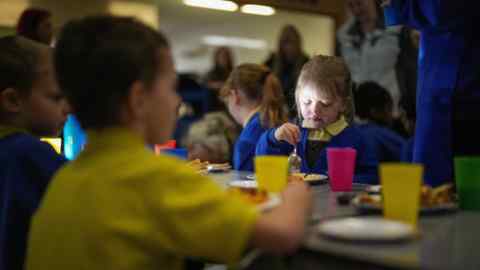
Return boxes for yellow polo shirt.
[26,128,258,270]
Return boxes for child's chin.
[302,119,325,129]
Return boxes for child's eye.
[302,99,311,105]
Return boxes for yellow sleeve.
[144,159,259,264]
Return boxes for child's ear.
[0,88,23,113]
[126,81,148,120]
[231,89,241,105]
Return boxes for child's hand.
[282,181,312,211]
[274,123,300,145]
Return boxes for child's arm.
[255,124,297,156]
[251,181,312,253]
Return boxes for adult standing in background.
[337,0,403,115]
[204,46,234,91]
[265,25,309,117]
[16,8,53,46]
[383,0,480,186]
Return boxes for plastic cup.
[381,163,423,226]
[327,148,357,192]
[254,156,289,193]
[455,157,480,211]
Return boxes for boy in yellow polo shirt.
[26,16,312,270]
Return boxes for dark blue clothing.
[401,138,414,163]
[385,0,480,186]
[0,133,67,270]
[256,125,379,184]
[357,123,406,162]
[233,113,268,172]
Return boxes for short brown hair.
[55,16,170,129]
[295,55,355,122]
[220,64,288,128]
[0,36,48,94]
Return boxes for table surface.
[210,171,480,270]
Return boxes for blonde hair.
[294,55,355,123]
[220,63,288,128]
[183,112,239,162]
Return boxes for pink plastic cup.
[327,147,357,192]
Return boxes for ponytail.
[259,73,288,128]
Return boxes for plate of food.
[352,184,458,215]
[187,159,231,174]
[207,163,231,173]
[290,173,328,185]
[317,217,416,242]
[227,181,281,212]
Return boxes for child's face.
[23,50,70,137]
[298,85,344,129]
[143,49,180,145]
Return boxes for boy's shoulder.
[0,133,58,157]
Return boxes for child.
[220,64,288,171]
[256,55,378,184]
[183,111,239,163]
[26,16,312,270]
[0,36,69,270]
[354,81,406,162]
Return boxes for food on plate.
[357,184,455,208]
[186,159,209,171]
[289,173,327,182]
[227,186,269,204]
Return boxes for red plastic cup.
[327,147,357,192]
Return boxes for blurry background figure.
[183,112,239,164]
[204,46,234,91]
[354,81,405,162]
[355,81,394,127]
[16,8,53,46]
[204,46,234,112]
[337,0,408,115]
[265,24,309,117]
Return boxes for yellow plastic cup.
[380,163,423,227]
[255,156,289,193]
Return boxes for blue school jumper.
[385,0,480,186]
[256,125,379,184]
[0,131,67,270]
[233,113,267,172]
[357,123,406,162]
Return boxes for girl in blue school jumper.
[220,64,288,172]
[256,55,379,184]
[0,36,69,270]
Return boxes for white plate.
[245,174,255,180]
[258,194,281,212]
[317,217,415,242]
[207,163,231,172]
[228,180,258,189]
[228,181,281,211]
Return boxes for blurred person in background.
[265,25,309,118]
[183,112,239,164]
[16,8,54,46]
[337,0,404,115]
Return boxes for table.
[210,171,480,270]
